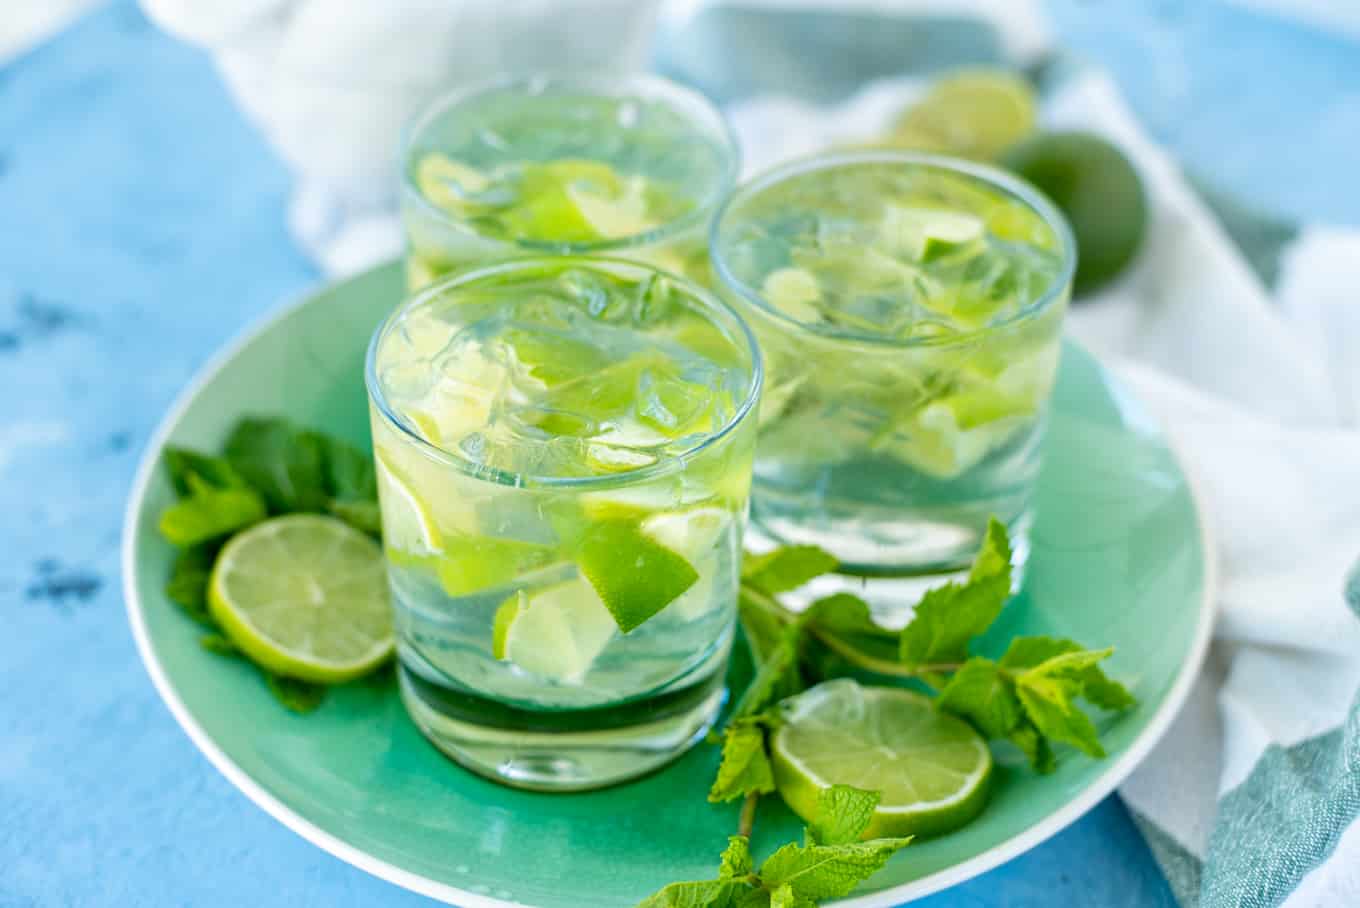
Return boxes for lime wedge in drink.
[208,515,394,684]
[415,154,493,215]
[772,681,992,838]
[375,454,441,557]
[880,206,984,262]
[577,518,699,632]
[641,506,730,620]
[437,535,561,596]
[891,69,1036,160]
[492,577,617,684]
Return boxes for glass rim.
[399,71,741,255]
[708,149,1079,349]
[365,256,764,491]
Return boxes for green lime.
[1001,131,1147,295]
[641,506,730,621]
[208,515,394,684]
[772,681,993,838]
[881,206,985,262]
[892,69,1037,160]
[437,535,562,596]
[375,454,442,557]
[761,267,823,323]
[577,518,698,633]
[491,578,617,683]
[415,153,493,215]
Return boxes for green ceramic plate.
[123,262,1214,908]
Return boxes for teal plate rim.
[122,262,1217,908]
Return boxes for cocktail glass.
[711,151,1075,582]
[366,257,761,790]
[400,73,738,289]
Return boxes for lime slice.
[208,515,394,684]
[568,173,659,239]
[492,577,617,683]
[762,267,823,323]
[375,453,441,556]
[577,518,699,632]
[437,535,562,596]
[881,206,984,262]
[502,159,628,243]
[891,69,1036,160]
[641,506,731,620]
[772,681,992,838]
[416,154,493,214]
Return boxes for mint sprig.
[640,789,911,908]
[157,416,383,712]
[641,518,1134,907]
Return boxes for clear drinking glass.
[399,73,738,289]
[366,257,761,791]
[711,151,1076,581]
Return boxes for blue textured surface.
[1,2,1355,906]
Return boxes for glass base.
[398,666,727,792]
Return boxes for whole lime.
[1002,131,1147,296]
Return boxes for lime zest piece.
[577,518,699,633]
[208,514,394,684]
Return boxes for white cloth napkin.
[138,0,663,274]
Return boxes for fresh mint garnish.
[641,517,1135,906]
[157,417,384,713]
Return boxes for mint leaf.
[739,598,789,669]
[1001,636,1136,712]
[635,880,746,908]
[1008,721,1055,773]
[328,498,382,536]
[165,543,220,625]
[969,517,1011,581]
[937,657,1023,740]
[742,546,839,594]
[164,446,251,497]
[769,884,814,908]
[158,474,267,547]
[758,837,912,901]
[808,785,880,846]
[199,632,239,657]
[265,673,326,714]
[709,721,775,803]
[898,573,1009,668]
[731,612,807,719]
[807,593,894,641]
[898,521,1011,668]
[718,836,754,879]
[313,432,377,501]
[225,418,328,514]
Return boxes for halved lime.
[772,681,992,838]
[891,69,1036,160]
[492,577,617,683]
[208,515,394,684]
[1001,131,1147,295]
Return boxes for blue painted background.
[2,1,1356,905]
